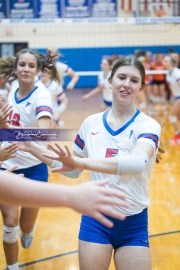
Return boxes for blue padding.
[35,45,180,88]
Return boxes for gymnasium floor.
[0,89,180,270]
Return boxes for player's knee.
[3,225,19,244]
[168,115,177,123]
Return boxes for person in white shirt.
[43,56,163,270]
[164,55,180,144]
[49,49,79,126]
[40,71,68,128]
[0,48,59,270]
[82,58,112,111]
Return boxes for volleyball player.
[151,53,166,114]
[40,71,68,128]
[43,57,162,270]
[164,55,180,144]
[82,58,112,111]
[50,48,79,126]
[0,48,59,270]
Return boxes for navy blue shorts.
[103,100,112,107]
[1,163,48,182]
[151,80,165,85]
[79,208,149,249]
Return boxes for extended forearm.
[74,156,117,174]
[28,142,53,166]
[0,171,71,208]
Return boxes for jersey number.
[9,112,20,126]
[105,148,119,158]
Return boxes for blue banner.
[9,0,36,19]
[0,129,77,141]
[63,0,90,18]
[36,0,61,18]
[91,0,117,17]
[0,0,7,18]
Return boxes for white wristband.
[50,160,82,179]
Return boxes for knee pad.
[168,115,177,123]
[3,225,19,244]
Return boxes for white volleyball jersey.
[98,71,112,102]
[2,84,53,169]
[166,67,180,97]
[10,76,44,93]
[56,62,72,86]
[73,110,161,216]
[44,80,65,111]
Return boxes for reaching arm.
[82,85,103,101]
[0,171,129,227]
[44,142,154,175]
[66,69,79,90]
[0,142,19,161]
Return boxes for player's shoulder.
[56,61,68,71]
[81,112,104,128]
[174,67,180,76]
[136,111,161,130]
[35,83,51,98]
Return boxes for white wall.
[0,22,180,48]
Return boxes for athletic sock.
[6,262,19,270]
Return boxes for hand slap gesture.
[70,178,130,228]
[0,103,14,126]
[0,142,19,161]
[43,143,78,172]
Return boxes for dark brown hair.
[109,56,164,163]
[0,49,60,83]
[109,56,146,86]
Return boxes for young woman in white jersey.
[41,56,163,270]
[0,49,60,270]
[0,111,129,226]
[82,58,112,111]
[40,71,68,128]
[50,48,79,126]
[163,55,180,144]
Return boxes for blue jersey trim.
[45,80,53,88]
[34,76,41,84]
[14,86,38,104]
[74,134,85,150]
[138,133,159,149]
[103,109,141,136]
[36,106,53,115]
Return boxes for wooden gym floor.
[0,89,180,270]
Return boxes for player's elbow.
[115,150,149,176]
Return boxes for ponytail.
[0,57,16,82]
[156,123,165,164]
[156,141,165,164]
[40,50,60,83]
[0,48,61,84]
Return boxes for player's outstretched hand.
[66,81,75,90]
[81,94,90,101]
[69,179,129,227]
[15,141,32,153]
[0,142,19,161]
[1,164,23,177]
[43,143,78,172]
[0,103,14,127]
